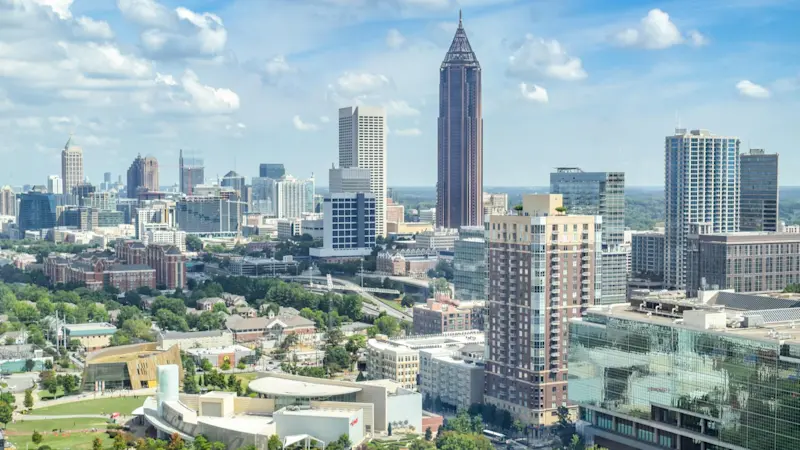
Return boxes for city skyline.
[0,1,796,188]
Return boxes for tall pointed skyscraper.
[61,134,84,197]
[437,11,483,229]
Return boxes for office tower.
[17,191,57,235]
[0,186,16,217]
[275,175,315,219]
[127,154,160,198]
[61,135,84,197]
[221,171,246,195]
[251,177,277,216]
[104,172,111,184]
[310,192,376,258]
[485,194,600,426]
[259,164,285,179]
[453,226,486,300]
[72,183,96,200]
[338,106,387,237]
[437,12,483,229]
[329,167,371,194]
[665,129,740,290]
[550,168,626,304]
[740,149,778,232]
[483,192,508,216]
[47,175,63,195]
[631,231,665,279]
[175,197,240,234]
[179,149,205,195]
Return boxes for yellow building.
[82,343,182,391]
[64,323,118,351]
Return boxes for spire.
[64,133,75,149]
[443,11,478,65]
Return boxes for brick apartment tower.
[485,194,601,426]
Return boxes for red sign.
[350,418,358,427]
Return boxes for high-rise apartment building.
[259,164,285,179]
[0,186,16,217]
[179,150,205,195]
[61,136,84,197]
[329,167,371,194]
[483,192,508,216]
[275,175,315,219]
[175,197,240,235]
[127,154,160,198]
[47,175,63,195]
[740,149,778,232]
[630,231,665,279]
[485,194,601,426]
[338,106,387,237]
[551,168,626,304]
[437,13,483,229]
[453,226,487,300]
[665,129,740,290]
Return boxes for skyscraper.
[0,186,16,217]
[221,171,246,195]
[665,129,740,290]
[485,194,600,426]
[179,149,204,195]
[437,12,483,229]
[550,168,626,304]
[127,154,160,198]
[740,149,778,232]
[275,175,315,219]
[259,164,285,179]
[17,191,57,235]
[47,175,63,195]
[61,135,84,198]
[339,106,387,237]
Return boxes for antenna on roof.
[458,9,463,27]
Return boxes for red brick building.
[116,239,186,290]
[44,256,155,292]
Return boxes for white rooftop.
[198,415,276,436]
[274,407,358,418]
[248,377,362,397]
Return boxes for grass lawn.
[235,372,259,389]
[37,386,66,401]
[4,417,112,449]
[33,396,145,416]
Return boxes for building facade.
[47,175,62,195]
[415,228,459,251]
[418,344,485,411]
[310,193,376,259]
[221,170,246,196]
[61,136,84,198]
[0,186,15,217]
[329,167,371,194]
[483,192,508,216]
[740,149,778,232]
[275,175,315,219]
[338,106,387,237]
[437,13,483,230]
[127,154,160,198]
[179,149,205,195]
[453,225,487,300]
[665,129,740,290]
[631,231,665,279]
[413,296,485,334]
[175,196,240,235]
[251,177,277,216]
[485,194,601,426]
[259,163,285,179]
[16,191,57,235]
[64,323,118,351]
[147,244,186,290]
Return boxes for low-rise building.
[186,344,255,368]
[45,255,156,292]
[0,331,28,345]
[419,343,485,411]
[228,256,299,276]
[82,342,182,391]
[265,315,316,343]
[225,316,269,342]
[376,249,438,277]
[157,330,234,351]
[414,228,458,251]
[64,323,118,351]
[196,297,225,311]
[412,295,485,334]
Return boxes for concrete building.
[275,175,315,219]
[453,225,486,301]
[179,150,204,195]
[740,149,779,232]
[687,231,800,295]
[386,204,405,225]
[419,208,436,224]
[186,345,254,368]
[366,330,484,390]
[310,192,376,259]
[419,343,485,411]
[175,196,241,235]
[259,164,285,179]
[329,167,371,194]
[631,231,665,279]
[301,218,323,241]
[413,295,485,334]
[64,323,118,351]
[665,129,740,290]
[47,175,62,195]
[277,218,301,239]
[414,227,458,251]
[437,14,482,230]
[485,194,601,426]
[376,249,438,277]
[483,192,508,216]
[144,229,186,252]
[127,154,160,198]
[339,106,387,237]
[0,186,15,218]
[61,135,84,198]
[83,343,182,391]
[157,330,234,351]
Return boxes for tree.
[388,422,393,436]
[193,436,211,450]
[62,374,77,394]
[32,431,43,444]
[44,359,53,370]
[113,433,127,450]
[324,346,351,373]
[410,440,435,450]
[184,371,199,394]
[201,359,213,372]
[345,335,366,355]
[186,235,204,252]
[220,360,231,371]
[436,432,493,450]
[196,311,223,331]
[428,278,451,296]
[93,437,103,450]
[155,309,189,332]
[553,406,576,448]
[425,427,433,441]
[24,388,34,408]
[267,434,282,450]
[24,359,35,372]
[0,401,14,425]
[167,433,184,450]
[374,315,400,337]
[335,434,352,449]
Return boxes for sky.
[1,0,800,189]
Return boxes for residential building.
[0,186,15,217]
[275,175,315,219]
[569,291,800,450]
[550,168,626,304]
[366,330,484,390]
[259,163,285,179]
[419,343,485,411]
[376,249,438,277]
[419,208,436,224]
[453,225,486,300]
[144,229,187,252]
[64,323,118,351]
[437,13,482,229]
[310,192,376,259]
[225,316,269,342]
[127,154,160,198]
[147,243,186,290]
[329,167,371,194]
[665,128,740,290]
[47,175,62,195]
[61,135,84,198]
[82,343,182,391]
[221,170,246,196]
[175,196,241,235]
[45,255,156,292]
[338,106,387,237]
[415,227,458,251]
[482,193,508,216]
[16,191,58,235]
[687,231,800,295]
[631,231,665,279]
[157,330,234,351]
[740,149,779,232]
[413,294,485,334]
[179,149,204,195]
[485,194,601,426]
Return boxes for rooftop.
[186,345,253,356]
[64,323,117,336]
[160,330,229,340]
[274,406,358,419]
[368,330,484,352]
[248,376,362,397]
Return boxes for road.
[295,275,412,321]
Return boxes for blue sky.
[1,0,799,188]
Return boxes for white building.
[145,229,187,252]
[310,192,376,258]
[414,227,458,251]
[329,167,371,194]
[339,106,387,237]
[301,218,324,241]
[276,175,315,220]
[277,218,302,240]
[419,208,436,224]
[157,330,234,351]
[47,175,63,195]
[61,136,84,196]
[482,192,508,216]
[418,343,485,411]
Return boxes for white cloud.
[736,80,770,99]
[332,72,391,96]
[614,9,705,50]
[386,29,405,49]
[117,0,172,28]
[394,128,421,136]
[293,115,319,131]
[266,55,292,76]
[32,0,73,20]
[155,72,177,86]
[385,100,419,116]
[180,70,239,113]
[320,116,330,123]
[75,17,114,40]
[15,117,42,128]
[508,35,587,81]
[58,42,153,78]
[519,83,548,103]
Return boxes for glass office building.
[16,192,57,235]
[740,149,778,232]
[453,225,486,300]
[569,309,800,450]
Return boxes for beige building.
[482,192,508,216]
[387,222,433,235]
[0,186,16,217]
[386,204,405,225]
[64,323,117,351]
[61,135,84,196]
[412,294,485,334]
[82,343,182,390]
[366,330,484,390]
[419,343,485,411]
[157,330,234,351]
